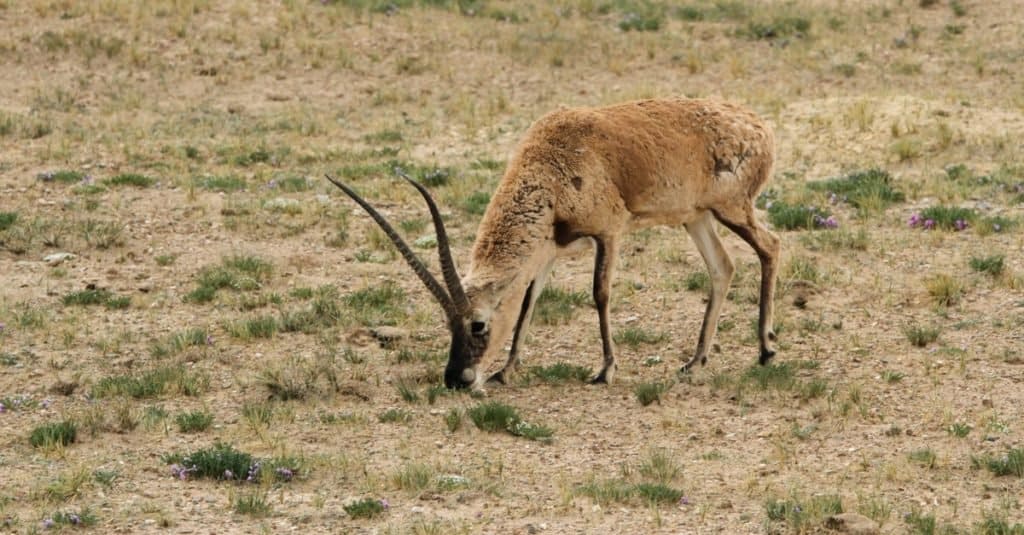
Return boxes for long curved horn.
[394,168,472,316]
[324,175,460,323]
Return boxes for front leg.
[590,236,619,384]
[487,259,555,384]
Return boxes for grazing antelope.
[327,97,780,391]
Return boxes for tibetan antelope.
[327,97,780,391]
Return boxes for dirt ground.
[1,1,1023,533]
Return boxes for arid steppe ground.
[1,1,1023,533]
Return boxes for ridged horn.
[393,168,472,317]
[324,174,460,323]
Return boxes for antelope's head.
[325,172,487,390]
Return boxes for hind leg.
[710,203,781,365]
[680,212,735,373]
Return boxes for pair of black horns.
[324,170,471,324]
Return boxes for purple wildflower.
[0,322,5,334]
[275,467,294,481]
[42,399,52,409]
[923,219,936,230]
[69,514,80,525]
[42,518,55,529]
[954,219,968,231]
[828,192,838,204]
[81,174,94,185]
[679,496,690,506]
[266,180,277,189]
[206,334,214,346]
[170,464,192,480]
[380,499,390,510]
[224,469,234,480]
[0,403,5,413]
[908,213,922,227]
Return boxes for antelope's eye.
[470,321,487,335]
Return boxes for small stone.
[370,326,408,347]
[43,252,75,266]
[825,513,879,535]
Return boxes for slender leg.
[487,259,554,384]
[590,236,619,384]
[680,212,735,372]
[710,203,781,365]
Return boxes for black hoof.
[758,348,776,365]
[589,368,613,384]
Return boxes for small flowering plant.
[163,443,301,484]
[909,205,976,231]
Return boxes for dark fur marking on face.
[571,176,583,191]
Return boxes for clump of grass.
[61,287,130,309]
[226,315,279,339]
[150,328,210,358]
[634,381,671,406]
[185,255,272,304]
[971,448,1024,477]
[44,508,98,528]
[743,363,796,390]
[800,228,869,252]
[881,370,905,383]
[925,274,963,307]
[765,494,843,532]
[30,420,77,448]
[614,327,667,347]
[741,15,811,40]
[378,408,413,423]
[908,448,937,469]
[683,271,709,291]
[905,323,940,347]
[234,492,271,516]
[79,219,124,249]
[163,442,254,481]
[534,286,590,325]
[638,449,681,484]
[344,498,387,519]
[104,173,155,188]
[61,288,112,306]
[574,479,684,506]
[0,211,17,231]
[618,10,664,32]
[38,170,86,184]
[912,205,977,231]
[969,255,1004,277]
[462,191,490,215]
[467,401,553,443]
[808,168,905,212]
[194,175,246,192]
[528,362,592,383]
[947,422,971,438]
[343,282,405,326]
[90,366,206,399]
[175,410,214,433]
[767,201,834,230]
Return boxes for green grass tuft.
[344,497,387,519]
[175,410,214,433]
[468,401,553,442]
[528,362,592,383]
[534,286,590,325]
[105,173,156,188]
[30,420,77,448]
[634,381,671,406]
[808,168,905,212]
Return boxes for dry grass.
[1,0,1022,533]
